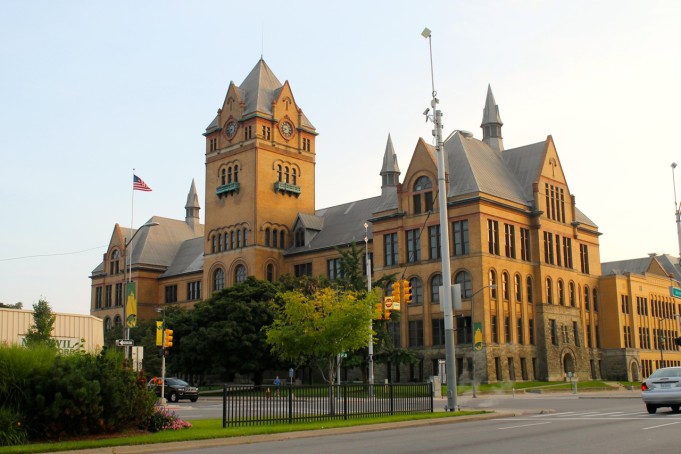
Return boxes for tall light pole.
[365,222,374,394]
[672,163,681,262]
[470,284,496,398]
[123,221,159,360]
[422,27,457,411]
[156,306,167,405]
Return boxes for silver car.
[641,366,681,414]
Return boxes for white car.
[641,366,681,414]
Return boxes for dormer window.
[295,228,305,247]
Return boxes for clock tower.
[202,59,317,292]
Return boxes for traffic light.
[164,329,174,348]
[402,279,412,304]
[391,280,403,304]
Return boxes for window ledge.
[217,182,240,197]
[274,181,301,196]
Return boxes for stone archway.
[630,362,640,381]
[563,353,575,376]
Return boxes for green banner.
[125,282,137,328]
[473,322,483,351]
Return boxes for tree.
[266,287,378,386]
[336,242,367,292]
[0,302,23,309]
[24,299,56,348]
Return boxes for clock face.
[280,120,294,139]
[225,121,238,139]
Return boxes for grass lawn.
[2,411,486,454]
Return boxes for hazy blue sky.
[2,1,680,315]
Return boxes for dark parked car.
[148,377,199,403]
[641,366,681,414]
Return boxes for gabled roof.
[286,196,388,255]
[296,213,325,231]
[600,254,681,281]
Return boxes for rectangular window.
[562,324,569,343]
[95,287,103,309]
[529,319,535,345]
[424,192,434,212]
[550,319,558,345]
[456,316,471,344]
[520,358,528,380]
[384,233,398,266]
[487,220,500,255]
[491,315,498,343]
[165,285,178,304]
[409,320,423,347]
[504,316,511,343]
[555,235,562,267]
[562,237,573,268]
[495,357,502,381]
[574,321,581,346]
[587,323,592,348]
[520,228,531,262]
[453,220,469,256]
[413,194,422,214]
[187,281,202,300]
[517,318,523,344]
[428,225,441,259]
[294,263,312,277]
[406,229,421,263]
[389,320,401,348]
[105,285,112,308]
[115,283,123,307]
[543,232,555,264]
[508,358,516,381]
[623,326,631,348]
[504,224,516,259]
[327,258,343,280]
[580,244,590,274]
[432,318,445,346]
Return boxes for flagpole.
[125,169,135,361]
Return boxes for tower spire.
[380,134,400,196]
[481,84,504,151]
[185,179,200,230]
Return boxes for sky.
[2,0,681,315]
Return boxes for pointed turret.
[380,134,400,197]
[185,179,200,230]
[481,84,504,151]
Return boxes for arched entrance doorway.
[563,353,575,377]
[630,362,640,381]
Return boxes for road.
[166,391,681,453]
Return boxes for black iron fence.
[222,382,433,427]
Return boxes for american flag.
[133,175,152,192]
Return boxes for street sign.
[671,286,681,298]
[115,339,134,347]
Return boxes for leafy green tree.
[0,302,22,309]
[336,242,367,292]
[266,287,378,385]
[168,277,283,384]
[24,299,56,349]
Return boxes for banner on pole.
[125,282,138,328]
[473,322,483,351]
[156,321,163,346]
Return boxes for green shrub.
[146,406,192,432]
[0,407,27,446]
[0,344,56,411]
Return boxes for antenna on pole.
[421,26,458,412]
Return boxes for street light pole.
[659,319,666,369]
[156,306,167,405]
[471,284,496,398]
[422,27,457,411]
[672,163,681,262]
[365,222,374,395]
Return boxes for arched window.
[279,231,285,249]
[292,168,297,185]
[266,263,274,282]
[214,268,225,291]
[236,229,242,248]
[109,249,120,275]
[265,228,271,247]
[224,232,229,251]
[221,168,226,185]
[277,165,282,182]
[489,270,497,299]
[455,271,472,299]
[229,231,235,250]
[228,166,233,183]
[272,229,278,248]
[412,176,434,214]
[584,286,591,311]
[526,276,533,303]
[243,228,248,247]
[104,317,112,330]
[234,165,239,183]
[218,233,224,252]
[514,274,522,302]
[235,264,247,283]
[569,281,576,307]
[211,235,217,253]
[410,277,423,305]
[431,274,442,304]
[285,166,290,183]
[558,280,565,305]
[502,272,510,300]
[546,278,553,304]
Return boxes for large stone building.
[91,59,681,383]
